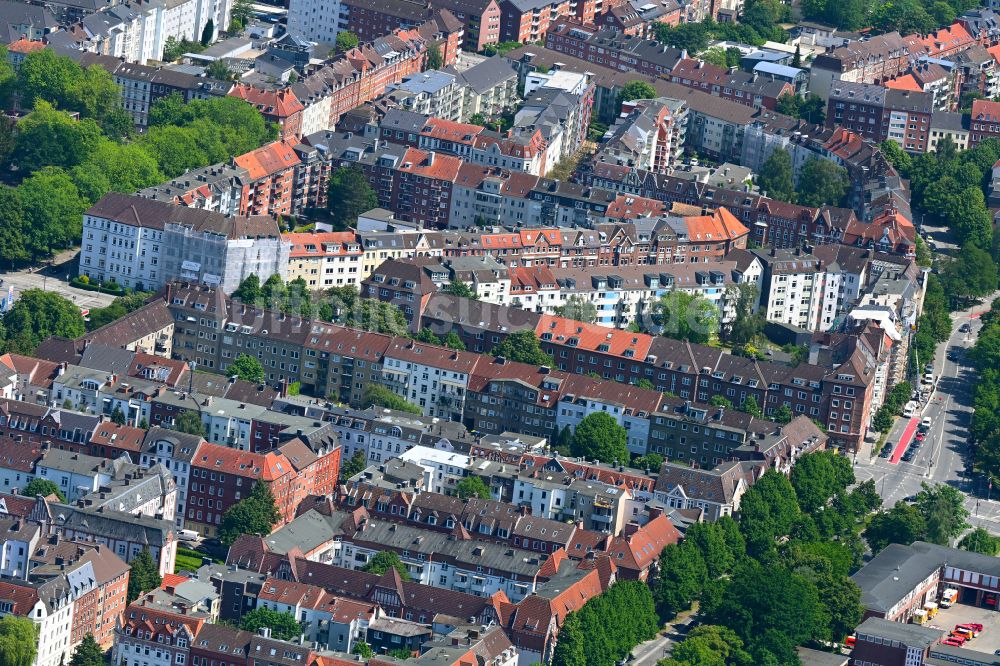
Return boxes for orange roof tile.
[398,147,462,181]
[8,38,44,53]
[685,207,749,241]
[419,117,485,144]
[885,74,922,92]
[229,84,304,117]
[988,44,1000,65]
[192,441,295,482]
[535,315,654,359]
[919,22,973,54]
[284,231,361,258]
[234,141,301,180]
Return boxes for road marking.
[890,418,920,465]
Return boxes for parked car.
[916,432,925,441]
[880,445,892,458]
[961,323,971,333]
[921,417,932,430]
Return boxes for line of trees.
[552,581,660,666]
[652,0,789,50]
[803,0,977,34]
[655,452,879,661]
[970,299,1000,483]
[0,48,275,268]
[756,148,850,208]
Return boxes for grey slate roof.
[855,616,943,649]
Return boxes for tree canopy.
[327,165,378,230]
[455,476,492,500]
[0,290,84,354]
[619,80,657,103]
[757,148,795,203]
[0,616,37,666]
[340,450,368,481]
[335,31,359,52]
[127,548,162,603]
[552,581,659,666]
[363,385,423,415]
[361,551,412,580]
[553,296,597,323]
[656,291,718,344]
[68,635,104,666]
[797,158,849,208]
[20,478,65,502]
[228,353,265,383]
[570,412,630,464]
[240,608,301,640]
[218,481,281,546]
[491,330,554,366]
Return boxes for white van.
[903,402,916,417]
[178,529,200,542]
[922,373,935,386]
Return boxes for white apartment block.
[286,0,344,43]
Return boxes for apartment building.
[666,58,794,110]
[826,81,934,152]
[543,21,684,79]
[229,85,305,143]
[0,577,74,666]
[500,0,574,43]
[112,603,206,666]
[809,32,910,99]
[595,97,688,174]
[79,194,290,294]
[387,70,466,121]
[743,247,825,331]
[444,56,518,121]
[283,231,364,289]
[969,97,1000,147]
[231,141,303,217]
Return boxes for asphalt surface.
[854,297,1000,533]
[0,250,116,311]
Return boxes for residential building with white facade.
[79,193,289,294]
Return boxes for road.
[855,296,1000,532]
[0,250,117,311]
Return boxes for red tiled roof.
[234,141,301,180]
[685,207,750,241]
[885,74,922,92]
[229,84,305,117]
[192,441,295,481]
[988,44,1000,65]
[918,22,973,54]
[605,194,666,220]
[8,38,44,54]
[972,98,1000,122]
[398,147,462,181]
[605,515,681,572]
[285,231,361,258]
[535,315,654,359]
[90,422,146,453]
[0,580,40,614]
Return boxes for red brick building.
[229,86,305,142]
[970,97,1000,147]
[500,0,574,43]
[186,439,340,537]
[233,141,302,217]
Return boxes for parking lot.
[930,603,1000,655]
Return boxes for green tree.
[656,291,718,344]
[738,469,799,557]
[442,279,478,299]
[172,410,206,437]
[126,548,162,602]
[872,406,894,433]
[710,395,733,408]
[20,478,66,502]
[80,140,164,194]
[959,527,1000,555]
[790,450,854,514]
[110,405,126,425]
[361,550,412,580]
[571,412,630,464]
[619,80,657,103]
[19,167,87,258]
[442,331,466,351]
[352,642,374,658]
[940,245,999,303]
[757,148,795,203]
[68,635,104,666]
[632,452,664,472]
[232,274,262,304]
[0,185,27,268]
[491,329,553,366]
[415,328,442,344]
[362,385,423,415]
[915,235,932,268]
[635,378,654,390]
[773,405,793,424]
[200,19,215,45]
[652,22,710,52]
[340,450,368,481]
[724,283,763,345]
[14,102,104,172]
[554,296,597,323]
[205,59,232,81]
[218,482,281,546]
[864,501,927,553]
[0,616,37,666]
[552,612,586,666]
[327,165,378,230]
[796,158,849,207]
[426,43,444,70]
[699,47,730,67]
[660,625,753,666]
[228,353,265,383]
[240,608,301,640]
[455,475,492,499]
[739,395,762,418]
[229,0,253,30]
[336,31,360,52]
[686,521,735,579]
[914,482,969,545]
[655,540,708,619]
[1,290,85,354]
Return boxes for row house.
[68,50,231,128]
[543,21,685,79]
[968,97,1000,147]
[885,60,959,112]
[163,282,873,451]
[809,31,910,99]
[826,81,935,152]
[1,492,179,576]
[229,86,305,143]
[283,231,365,289]
[28,541,130,649]
[112,602,206,666]
[666,58,794,111]
[0,577,75,666]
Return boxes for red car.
[916,432,925,441]
[943,638,964,647]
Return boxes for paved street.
[854,296,1000,532]
[0,250,117,311]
